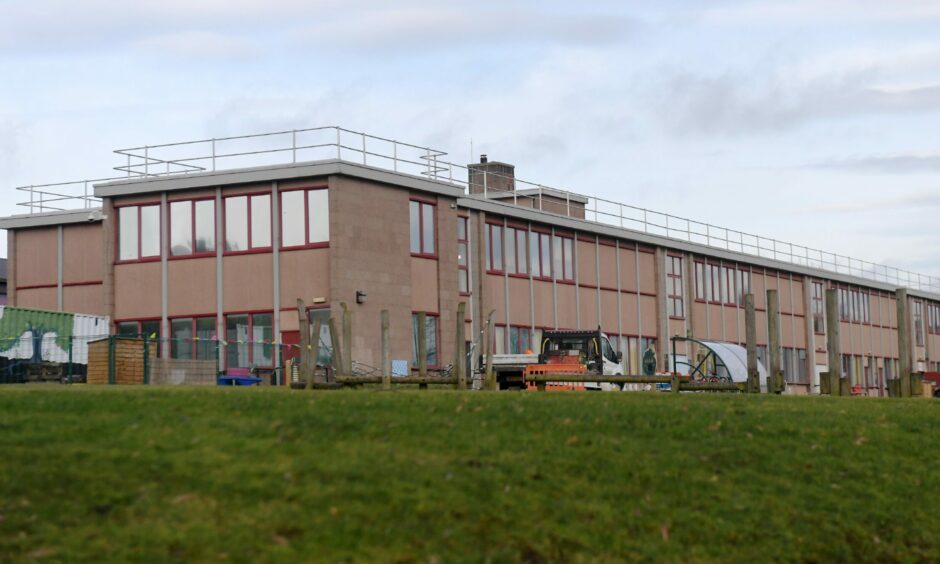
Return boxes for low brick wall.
[150,358,217,386]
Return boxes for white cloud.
[135,31,257,59]
[703,0,940,25]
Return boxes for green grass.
[1,387,939,562]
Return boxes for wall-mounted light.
[356,290,367,304]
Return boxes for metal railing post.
[212,138,217,171]
[336,128,341,160]
[393,142,398,172]
[483,171,488,198]
[292,130,297,164]
[362,133,367,165]
[144,146,149,177]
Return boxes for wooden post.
[310,318,322,385]
[381,310,391,390]
[297,299,313,389]
[896,289,912,398]
[671,372,681,394]
[745,293,759,393]
[455,302,467,390]
[328,316,344,379]
[767,289,783,394]
[417,312,428,389]
[341,302,353,376]
[825,288,842,396]
[484,310,496,391]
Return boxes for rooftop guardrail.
[12,125,940,294]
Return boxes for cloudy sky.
[1,0,939,277]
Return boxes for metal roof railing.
[11,125,940,294]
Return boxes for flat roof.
[4,157,939,301]
[0,208,103,230]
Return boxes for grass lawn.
[1,387,939,562]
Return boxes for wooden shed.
[87,336,154,385]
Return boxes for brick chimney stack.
[468,154,514,195]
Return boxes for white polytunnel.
[692,340,768,389]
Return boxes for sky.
[1,0,939,278]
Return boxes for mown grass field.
[1,387,938,562]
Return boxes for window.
[736,269,750,306]
[115,319,161,357]
[225,312,273,368]
[281,188,329,248]
[118,204,160,261]
[494,325,506,355]
[781,347,808,384]
[812,282,825,333]
[307,308,333,365]
[694,263,749,305]
[552,235,574,281]
[170,199,215,257]
[666,255,684,318]
[913,300,925,347]
[411,313,438,367]
[409,200,435,256]
[509,326,532,354]
[170,317,216,360]
[485,223,503,272]
[116,321,138,336]
[457,217,470,294]
[505,227,528,276]
[530,232,552,279]
[837,286,871,324]
[928,303,940,335]
[225,194,271,252]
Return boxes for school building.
[2,126,938,393]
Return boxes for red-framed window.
[117,203,161,262]
[837,286,871,324]
[169,198,215,257]
[169,316,217,360]
[913,300,925,347]
[457,217,470,294]
[530,231,552,279]
[411,312,440,368]
[224,193,272,253]
[225,311,274,368]
[666,255,684,318]
[552,234,574,282]
[280,187,329,249]
[485,223,504,272]
[812,281,825,333]
[409,199,436,257]
[509,325,533,354]
[928,303,940,335]
[736,269,751,306]
[695,261,748,305]
[721,266,736,306]
[505,226,529,276]
[115,319,161,340]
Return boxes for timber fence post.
[455,302,466,390]
[298,299,313,389]
[310,318,322,385]
[329,316,344,381]
[417,312,428,389]
[341,302,353,376]
[381,310,391,390]
[825,289,842,396]
[745,293,759,393]
[484,310,496,391]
